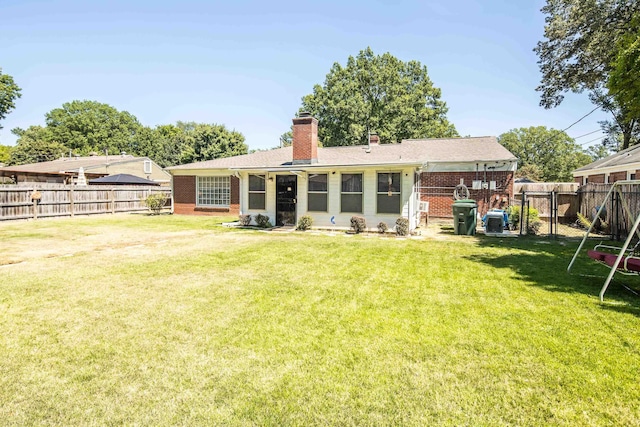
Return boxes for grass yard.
[1,214,639,426]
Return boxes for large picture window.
[248,174,266,210]
[341,173,363,213]
[377,172,401,214]
[308,174,328,212]
[197,176,230,207]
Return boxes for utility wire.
[579,136,606,146]
[561,106,601,132]
[572,129,602,139]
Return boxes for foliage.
[239,214,252,226]
[0,68,22,129]
[395,217,409,236]
[45,100,143,155]
[296,215,313,231]
[299,47,457,147]
[176,122,248,164]
[585,142,612,161]
[377,221,388,234]
[509,206,542,235]
[144,193,167,215]
[534,1,640,149]
[608,15,640,122]
[498,127,591,181]
[8,126,69,165]
[576,212,592,229]
[350,216,367,233]
[254,213,272,228]
[0,144,12,164]
[10,101,248,168]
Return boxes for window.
[143,159,152,174]
[341,173,363,213]
[197,176,230,207]
[308,174,328,212]
[248,174,266,210]
[377,172,401,214]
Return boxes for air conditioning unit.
[418,201,429,212]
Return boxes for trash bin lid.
[453,199,477,207]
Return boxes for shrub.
[254,214,272,228]
[395,217,409,236]
[297,215,313,231]
[239,214,252,226]
[377,221,388,234]
[144,193,167,215]
[350,216,367,233]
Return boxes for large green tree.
[9,126,68,165]
[0,68,22,130]
[534,0,640,149]
[299,47,457,147]
[0,145,12,164]
[176,122,247,164]
[498,127,592,182]
[608,15,640,122]
[44,100,143,155]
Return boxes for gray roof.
[0,155,144,175]
[574,144,640,172]
[88,173,160,186]
[167,137,516,171]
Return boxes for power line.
[572,129,602,139]
[562,106,601,132]
[580,136,606,146]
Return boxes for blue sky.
[1,0,610,151]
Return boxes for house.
[0,154,171,186]
[573,144,640,184]
[167,114,517,231]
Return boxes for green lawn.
[1,215,639,426]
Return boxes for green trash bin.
[452,199,478,235]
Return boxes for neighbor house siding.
[587,174,605,184]
[609,171,627,183]
[419,171,514,218]
[173,175,239,216]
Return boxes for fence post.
[69,185,74,217]
[110,188,115,214]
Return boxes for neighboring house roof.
[574,144,640,173]
[0,155,141,175]
[89,173,160,186]
[167,137,516,171]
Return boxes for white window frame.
[376,171,402,214]
[248,174,266,210]
[197,176,230,207]
[340,172,363,213]
[307,173,328,212]
[143,159,152,174]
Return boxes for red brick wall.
[587,174,605,184]
[420,171,514,218]
[574,176,583,184]
[292,116,318,164]
[609,171,627,183]
[173,175,239,216]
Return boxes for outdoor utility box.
[485,210,506,233]
[452,199,478,235]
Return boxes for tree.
[299,47,457,147]
[534,0,640,149]
[0,68,22,129]
[0,145,12,164]
[175,122,248,164]
[498,127,592,182]
[608,15,640,121]
[9,126,68,165]
[45,100,143,155]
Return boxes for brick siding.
[609,171,627,183]
[173,175,239,216]
[420,171,514,218]
[587,174,605,184]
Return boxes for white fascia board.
[572,162,640,177]
[421,160,517,173]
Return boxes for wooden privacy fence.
[0,184,171,221]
